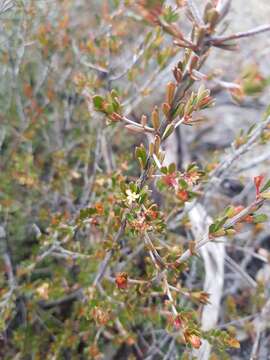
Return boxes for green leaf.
[93,95,104,110]
[253,214,268,223]
[162,6,179,23]
[168,162,176,174]
[135,145,147,167]
[209,223,219,234]
[161,166,168,174]
[179,179,188,189]
[79,207,97,220]
[129,182,138,193]
[216,216,228,229]
[112,97,121,112]
[120,181,127,194]
[144,31,153,46]
[126,213,134,222]
[247,123,256,136]
[187,163,197,172]
[261,179,270,192]
[264,104,270,119]
[104,103,114,114]
[172,102,185,119]
[187,191,199,199]
[162,123,175,140]
[111,89,118,99]
[224,206,235,218]
[138,192,147,204]
[209,217,227,234]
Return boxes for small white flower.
[36,282,49,300]
[126,189,140,205]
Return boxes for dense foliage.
[1,0,270,359]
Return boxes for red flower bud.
[115,272,128,289]
[174,316,182,329]
[244,215,253,223]
[163,173,177,187]
[254,175,264,198]
[177,190,189,202]
[184,331,202,349]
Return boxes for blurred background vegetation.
[1,1,270,359]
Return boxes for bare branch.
[209,24,270,44]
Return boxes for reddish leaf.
[254,175,264,197]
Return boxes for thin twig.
[225,254,257,288]
[176,197,264,264]
[209,24,270,44]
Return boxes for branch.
[225,254,257,288]
[0,0,14,14]
[91,3,249,287]
[0,227,16,311]
[176,197,264,264]
[208,116,270,183]
[209,24,270,44]
[121,115,155,133]
[109,34,155,81]
[79,126,103,206]
[251,298,270,359]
